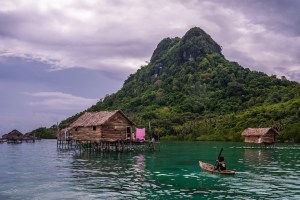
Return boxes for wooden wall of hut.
[70,126,102,141]
[261,133,276,143]
[101,113,132,140]
[244,136,259,143]
[244,134,276,144]
[67,111,133,142]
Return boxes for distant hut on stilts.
[6,129,24,143]
[242,128,279,148]
[23,132,38,142]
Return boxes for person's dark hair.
[219,156,224,162]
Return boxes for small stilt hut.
[242,128,278,144]
[6,129,24,143]
[23,132,37,142]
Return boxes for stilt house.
[23,132,38,140]
[6,129,24,142]
[66,110,135,141]
[242,128,278,144]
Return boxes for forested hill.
[60,27,300,142]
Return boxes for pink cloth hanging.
[136,128,145,140]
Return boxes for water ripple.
[0,141,300,199]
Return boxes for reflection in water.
[133,154,145,181]
[2,140,300,199]
[243,148,276,166]
[67,144,300,199]
[69,152,150,199]
[0,141,299,199]
[229,146,300,199]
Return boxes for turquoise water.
[0,140,299,199]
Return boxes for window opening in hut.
[93,126,96,131]
[75,127,78,131]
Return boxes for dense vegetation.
[30,125,57,139]
[60,27,300,142]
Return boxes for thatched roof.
[242,128,278,136]
[69,110,134,128]
[6,129,24,140]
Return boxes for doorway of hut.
[126,127,132,139]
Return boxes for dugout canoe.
[199,161,235,175]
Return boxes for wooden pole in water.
[55,122,59,140]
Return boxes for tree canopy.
[59,27,300,142]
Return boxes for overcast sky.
[1,0,300,135]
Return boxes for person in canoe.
[215,156,226,171]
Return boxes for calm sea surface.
[0,140,299,200]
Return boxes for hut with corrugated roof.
[67,110,134,142]
[242,128,278,144]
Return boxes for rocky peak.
[150,37,180,63]
[180,27,222,61]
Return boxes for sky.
[1,0,300,135]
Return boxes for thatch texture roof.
[242,128,278,136]
[69,110,134,128]
[6,129,24,140]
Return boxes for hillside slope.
[60,27,300,142]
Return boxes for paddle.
[215,148,223,168]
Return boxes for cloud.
[0,112,63,134]
[185,0,300,81]
[0,56,126,134]
[0,0,189,71]
[221,0,300,36]
[0,90,98,134]
[0,0,299,82]
[25,91,98,110]
[1,0,300,135]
